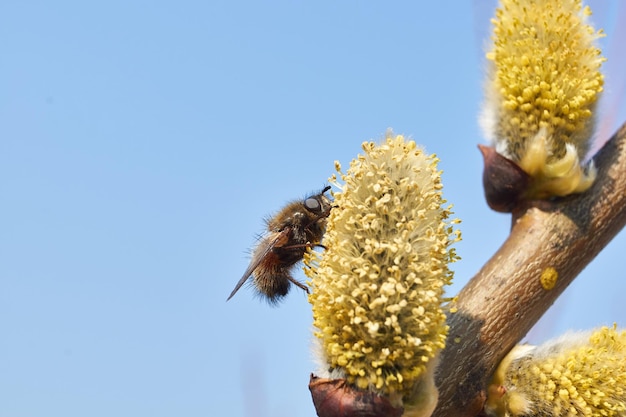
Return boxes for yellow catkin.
[486,326,626,417]
[305,133,460,412]
[481,0,605,198]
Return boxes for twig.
[433,122,626,417]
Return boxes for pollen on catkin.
[481,0,605,199]
[485,326,626,417]
[305,134,460,409]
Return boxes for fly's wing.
[226,228,291,301]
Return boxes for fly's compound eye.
[304,196,322,213]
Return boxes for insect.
[227,186,333,304]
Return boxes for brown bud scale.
[309,374,404,417]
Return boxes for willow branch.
[433,122,626,417]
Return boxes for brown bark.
[432,122,626,417]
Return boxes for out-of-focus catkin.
[485,326,626,417]
[480,0,605,199]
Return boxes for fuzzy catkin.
[306,134,460,411]
[481,0,604,198]
[486,326,626,417]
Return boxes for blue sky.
[1,1,625,416]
